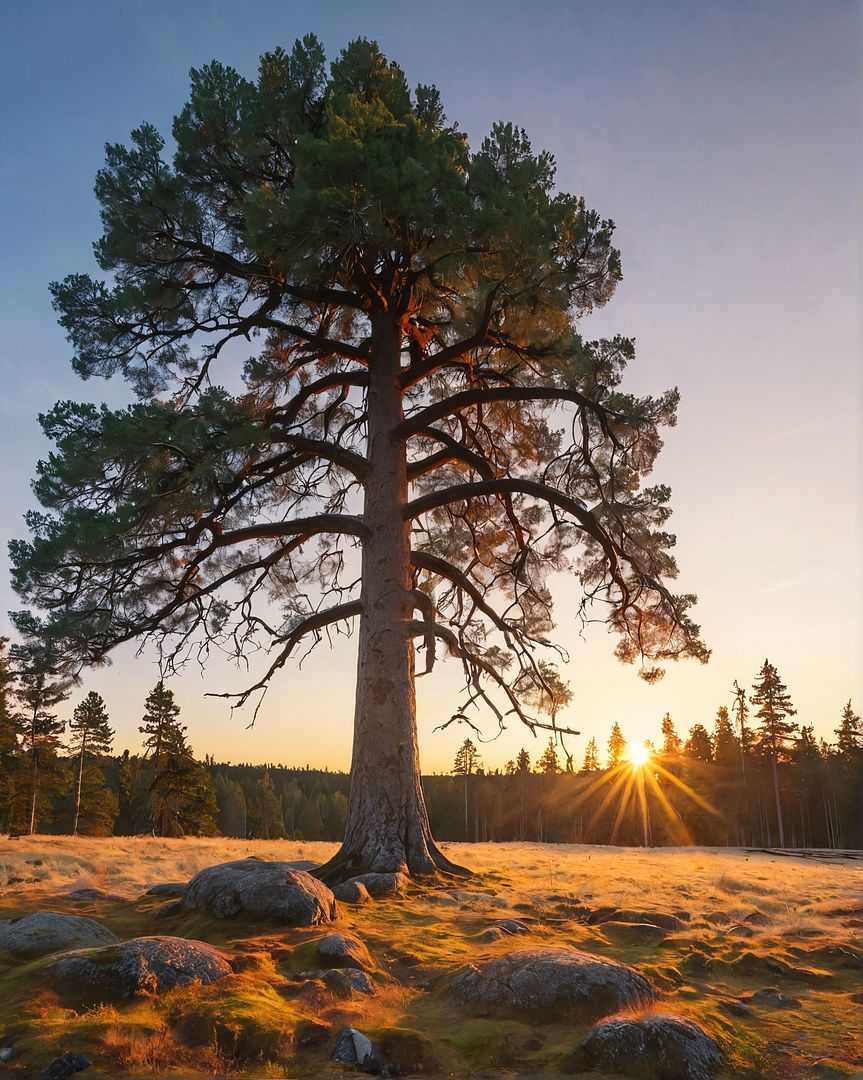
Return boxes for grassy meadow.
[0,837,861,1078]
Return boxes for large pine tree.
[68,690,114,836]
[10,644,68,835]
[140,680,217,835]
[10,37,707,877]
[751,659,798,848]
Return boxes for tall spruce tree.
[9,37,707,878]
[68,691,114,835]
[140,680,216,835]
[607,721,627,768]
[538,736,562,774]
[711,706,739,764]
[453,738,481,841]
[659,712,682,755]
[0,640,20,831]
[684,723,713,762]
[10,644,68,835]
[835,700,862,758]
[751,659,798,848]
[581,736,600,772]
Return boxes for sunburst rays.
[576,749,722,846]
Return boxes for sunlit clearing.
[628,743,651,767]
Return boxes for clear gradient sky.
[0,1,860,772]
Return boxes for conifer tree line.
[0,641,859,848]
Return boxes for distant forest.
[1,642,861,849]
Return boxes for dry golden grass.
[0,837,860,1078]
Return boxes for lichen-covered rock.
[449,946,655,1018]
[49,935,231,1004]
[317,932,372,971]
[181,859,336,924]
[332,879,371,904]
[338,871,408,899]
[0,912,118,958]
[579,1013,722,1080]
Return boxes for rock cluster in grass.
[49,935,232,1004]
[181,858,337,923]
[449,945,656,1018]
[0,912,118,957]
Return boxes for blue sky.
[0,1,860,770]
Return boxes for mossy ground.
[0,838,860,1078]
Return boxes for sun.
[628,743,652,768]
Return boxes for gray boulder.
[181,859,336,924]
[49,935,231,1004]
[449,946,655,1019]
[332,880,371,904]
[337,871,408,899]
[579,1013,722,1080]
[317,932,372,971]
[0,912,118,958]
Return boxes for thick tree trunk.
[318,316,466,883]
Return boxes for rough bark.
[317,316,466,883]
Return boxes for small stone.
[587,905,619,924]
[602,909,685,932]
[338,872,408,899]
[495,919,532,936]
[0,1047,13,1062]
[332,879,371,904]
[323,967,376,997]
[332,1026,388,1075]
[317,932,373,971]
[744,911,770,926]
[601,920,668,944]
[482,928,506,942]
[726,924,755,939]
[743,987,801,1009]
[40,1052,91,1079]
[579,1012,722,1080]
[703,911,732,926]
[144,882,187,898]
